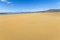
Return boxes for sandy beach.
[0,12,60,40]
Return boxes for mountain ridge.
[0,9,60,14]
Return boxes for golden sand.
[0,13,60,40]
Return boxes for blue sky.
[0,0,60,12]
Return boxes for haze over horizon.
[0,0,60,12]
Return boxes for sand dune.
[0,12,60,40]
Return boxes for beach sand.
[0,12,60,40]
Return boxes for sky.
[0,0,60,12]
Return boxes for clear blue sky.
[0,0,60,12]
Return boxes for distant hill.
[46,9,60,12]
[0,9,60,15]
